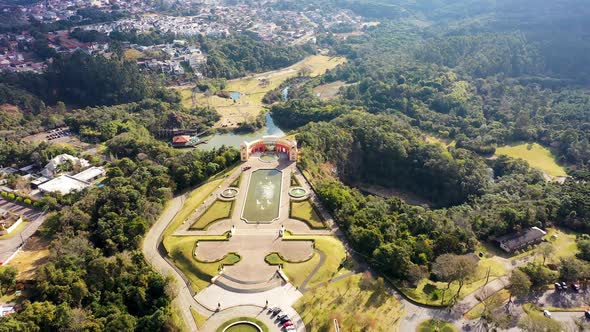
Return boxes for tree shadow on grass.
[172,249,215,285]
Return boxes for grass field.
[417,319,459,332]
[425,135,456,148]
[6,236,50,280]
[190,307,208,329]
[278,234,349,288]
[289,200,326,229]
[494,143,567,178]
[163,164,239,239]
[179,55,346,127]
[399,257,507,306]
[163,180,223,239]
[0,221,28,240]
[294,273,402,332]
[312,80,347,100]
[190,200,233,230]
[464,289,511,319]
[166,235,238,292]
[544,227,578,263]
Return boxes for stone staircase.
[214,272,285,293]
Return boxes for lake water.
[196,113,285,150]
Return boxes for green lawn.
[190,308,208,329]
[544,227,578,263]
[278,234,349,288]
[215,317,269,332]
[163,179,224,238]
[417,319,458,332]
[495,143,567,178]
[465,289,511,319]
[0,221,28,240]
[165,234,237,292]
[290,199,326,229]
[294,273,402,332]
[398,257,508,306]
[190,200,233,230]
[230,175,241,187]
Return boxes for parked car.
[277,313,288,320]
[585,310,590,320]
[285,327,296,331]
[554,282,562,291]
[279,316,290,323]
[543,310,552,318]
[242,166,252,171]
[561,281,567,289]
[268,306,280,313]
[283,321,294,328]
[571,283,580,292]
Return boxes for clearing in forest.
[179,55,347,128]
[494,143,567,178]
[312,80,348,100]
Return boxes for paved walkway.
[143,155,332,331]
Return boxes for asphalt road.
[0,198,46,264]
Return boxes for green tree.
[0,267,17,295]
[507,269,532,300]
[432,254,478,299]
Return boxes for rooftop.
[38,175,91,195]
[72,166,105,182]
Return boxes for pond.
[197,113,285,150]
[242,169,282,223]
[228,91,242,101]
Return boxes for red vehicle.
[283,321,293,328]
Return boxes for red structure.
[241,136,298,161]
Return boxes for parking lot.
[0,198,46,264]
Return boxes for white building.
[38,175,91,195]
[41,154,90,178]
[72,166,106,182]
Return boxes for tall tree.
[432,254,478,300]
[507,269,532,301]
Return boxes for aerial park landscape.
[0,1,589,331]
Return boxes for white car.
[543,310,552,318]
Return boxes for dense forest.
[268,0,590,285]
[200,35,313,79]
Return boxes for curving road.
[142,195,202,332]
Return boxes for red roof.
[173,135,190,144]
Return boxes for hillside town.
[0,0,363,75]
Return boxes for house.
[0,208,23,235]
[41,154,90,178]
[172,135,199,148]
[496,227,547,253]
[0,305,15,317]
